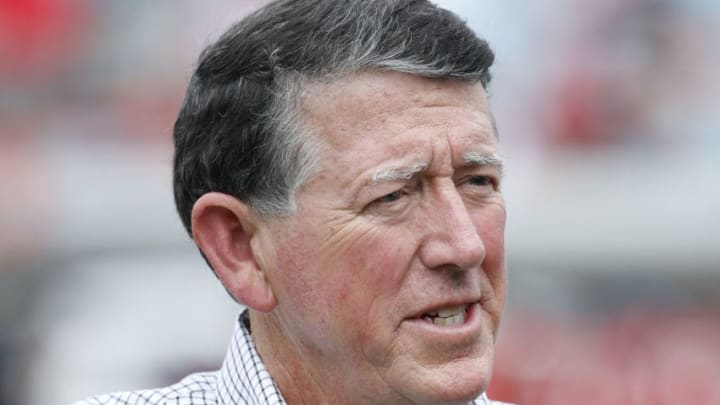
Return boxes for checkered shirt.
[73,310,507,405]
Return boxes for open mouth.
[421,304,470,326]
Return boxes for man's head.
[173,0,494,228]
[174,0,505,403]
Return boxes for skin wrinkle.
[251,71,505,404]
[318,217,377,266]
[354,145,497,213]
[268,203,395,365]
[364,151,503,211]
[302,75,489,144]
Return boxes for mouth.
[411,300,484,328]
[421,304,470,326]
[403,301,485,344]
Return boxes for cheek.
[274,222,410,327]
[481,221,505,266]
[330,229,417,363]
[335,229,411,318]
[264,224,334,312]
[337,229,416,363]
[474,205,507,281]
[264,212,418,362]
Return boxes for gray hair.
[173,0,495,233]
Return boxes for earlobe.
[191,192,277,312]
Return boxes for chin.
[424,374,488,405]
[393,359,493,405]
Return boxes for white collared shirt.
[74,311,508,405]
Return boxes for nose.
[418,183,485,271]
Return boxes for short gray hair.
[173,0,495,233]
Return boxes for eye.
[460,175,500,199]
[468,175,496,188]
[364,182,420,216]
[374,190,405,204]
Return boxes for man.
[78,0,509,404]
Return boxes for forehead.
[301,72,495,149]
[300,71,496,174]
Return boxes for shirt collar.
[216,310,491,405]
[217,310,287,405]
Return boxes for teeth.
[424,305,467,326]
[433,313,464,326]
[437,306,464,317]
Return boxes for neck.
[250,310,349,405]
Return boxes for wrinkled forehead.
[299,71,495,151]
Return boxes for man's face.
[255,71,507,404]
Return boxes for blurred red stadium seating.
[489,310,720,404]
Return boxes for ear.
[191,192,277,312]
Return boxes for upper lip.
[408,295,482,319]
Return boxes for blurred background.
[1,0,718,404]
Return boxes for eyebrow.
[370,152,504,184]
[463,151,504,167]
[371,162,429,183]
[463,151,504,176]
